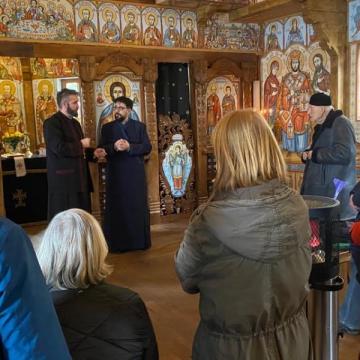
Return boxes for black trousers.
[48,191,91,220]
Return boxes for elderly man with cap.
[301,92,356,221]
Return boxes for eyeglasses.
[114,105,127,110]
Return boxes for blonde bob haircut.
[212,109,287,194]
[36,208,112,290]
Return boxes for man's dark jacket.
[301,110,356,220]
[44,111,93,194]
[52,283,159,360]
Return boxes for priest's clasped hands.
[81,138,130,161]
[114,139,130,152]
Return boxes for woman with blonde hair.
[175,110,312,359]
[37,208,158,360]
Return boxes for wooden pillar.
[21,58,36,152]
[241,63,258,109]
[79,56,101,220]
[143,58,161,224]
[192,59,208,205]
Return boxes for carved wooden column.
[143,58,161,224]
[79,56,101,220]
[192,60,208,205]
[79,56,97,139]
[21,58,36,152]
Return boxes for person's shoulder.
[101,120,115,130]
[333,112,355,131]
[92,283,142,303]
[130,119,145,128]
[0,217,26,250]
[43,111,61,125]
[0,217,20,238]
[333,111,351,123]
[79,284,149,321]
[100,121,115,137]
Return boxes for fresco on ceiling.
[99,2,121,43]
[206,76,239,135]
[204,13,260,51]
[0,0,75,40]
[94,73,142,143]
[349,0,360,42]
[30,58,79,78]
[75,1,98,42]
[162,8,181,48]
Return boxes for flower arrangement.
[2,131,24,153]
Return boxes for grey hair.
[36,208,112,290]
[56,88,79,107]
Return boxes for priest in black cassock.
[99,96,152,252]
[44,88,105,220]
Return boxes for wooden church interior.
[0,0,359,358]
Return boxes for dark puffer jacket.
[52,283,159,360]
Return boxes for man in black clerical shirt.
[43,88,105,220]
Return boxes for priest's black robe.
[44,111,93,220]
[100,119,152,252]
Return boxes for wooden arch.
[96,52,144,79]
[207,58,243,80]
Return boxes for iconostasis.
[0,56,81,149]
[0,1,264,54]
[30,58,80,147]
[93,73,142,144]
[206,76,240,136]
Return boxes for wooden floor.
[28,218,359,359]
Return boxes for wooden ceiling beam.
[229,0,302,23]
[0,38,259,64]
